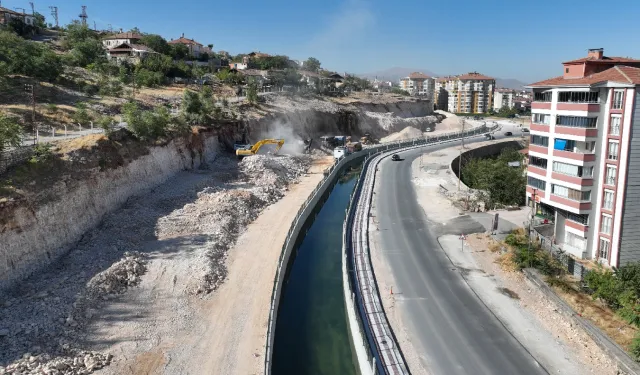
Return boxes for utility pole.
[527,188,537,268]
[29,2,34,15]
[49,6,58,28]
[24,83,37,144]
[93,21,96,31]
[79,5,88,26]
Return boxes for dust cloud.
[258,119,307,155]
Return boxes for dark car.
[391,154,400,161]
[504,131,513,136]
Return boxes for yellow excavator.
[236,139,285,159]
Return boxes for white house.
[0,7,35,26]
[102,32,143,49]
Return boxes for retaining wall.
[0,134,219,293]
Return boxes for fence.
[530,226,588,280]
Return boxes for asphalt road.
[374,127,548,375]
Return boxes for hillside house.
[0,7,35,26]
[102,32,143,49]
[107,43,157,64]
[169,33,211,58]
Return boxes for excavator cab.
[236,139,285,159]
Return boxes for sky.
[4,0,640,83]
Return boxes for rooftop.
[563,55,640,65]
[408,72,430,79]
[529,65,640,87]
[169,34,203,46]
[0,6,30,16]
[104,32,143,40]
[457,72,494,80]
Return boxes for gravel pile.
[1,351,111,375]
[363,112,439,133]
[84,252,147,299]
[381,126,425,142]
[156,154,310,293]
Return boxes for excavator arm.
[236,139,285,158]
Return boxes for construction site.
[0,89,463,374]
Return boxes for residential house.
[526,48,640,267]
[241,69,269,86]
[106,43,157,64]
[437,72,495,113]
[0,7,35,26]
[102,32,143,49]
[169,33,211,58]
[493,88,516,111]
[229,62,248,70]
[399,72,435,99]
[299,70,323,88]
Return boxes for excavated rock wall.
[241,100,435,144]
[0,134,219,293]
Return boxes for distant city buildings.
[435,72,495,113]
[493,88,516,111]
[526,48,640,267]
[399,72,435,100]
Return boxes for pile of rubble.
[84,252,148,299]
[1,351,111,375]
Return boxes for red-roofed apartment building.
[435,72,495,113]
[526,48,640,267]
[399,72,435,100]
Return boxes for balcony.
[556,103,600,112]
[531,102,552,110]
[565,220,589,233]
[529,144,548,155]
[530,122,550,132]
[551,172,593,186]
[555,126,598,137]
[553,149,596,162]
[549,194,591,211]
[528,166,547,177]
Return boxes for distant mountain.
[359,67,528,90]
[495,78,528,90]
[358,67,438,82]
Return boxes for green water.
[272,170,358,375]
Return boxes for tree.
[63,21,97,50]
[181,90,205,124]
[171,44,190,60]
[246,78,258,104]
[303,57,321,72]
[123,102,171,140]
[0,114,23,153]
[66,39,106,67]
[34,12,47,29]
[0,30,63,81]
[140,34,171,55]
[8,18,34,37]
[207,44,214,50]
[72,102,92,125]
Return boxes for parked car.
[522,128,530,133]
[391,154,401,161]
[504,131,513,136]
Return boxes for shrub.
[631,333,640,361]
[123,102,170,140]
[29,143,53,163]
[584,266,624,309]
[0,114,23,153]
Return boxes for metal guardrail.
[343,124,497,375]
[263,124,496,374]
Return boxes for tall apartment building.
[493,88,516,111]
[435,72,495,113]
[526,48,640,267]
[399,72,435,100]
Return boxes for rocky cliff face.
[0,133,219,292]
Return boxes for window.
[608,141,619,160]
[603,190,614,210]
[606,166,617,185]
[551,184,591,201]
[558,91,599,103]
[601,214,612,234]
[556,116,597,128]
[552,161,592,177]
[599,238,610,260]
[554,139,576,151]
[612,90,624,110]
[530,135,549,147]
[529,156,548,169]
[527,176,546,191]
[565,232,586,250]
[610,116,621,135]
[558,209,589,225]
[534,91,552,102]
[565,68,570,73]
[532,113,551,125]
